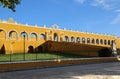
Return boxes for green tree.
[0,0,20,12]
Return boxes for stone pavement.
[0,62,120,79]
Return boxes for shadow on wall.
[28,41,114,57]
[28,45,44,53]
[98,48,112,57]
[0,44,5,54]
[28,46,34,53]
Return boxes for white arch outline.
[30,32,38,41]
[8,29,19,40]
[0,28,7,40]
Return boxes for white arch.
[76,37,80,43]
[71,36,75,42]
[20,31,29,40]
[8,29,19,40]
[30,32,38,41]
[0,28,7,40]
[40,33,46,40]
[54,33,58,41]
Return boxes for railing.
[0,51,91,62]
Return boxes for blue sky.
[0,0,120,36]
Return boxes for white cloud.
[115,9,120,13]
[74,0,85,4]
[91,0,120,10]
[111,14,120,24]
[91,0,120,24]
[74,0,120,24]
[91,0,111,10]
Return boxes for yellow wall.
[0,21,120,55]
[0,57,118,72]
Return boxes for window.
[100,39,103,44]
[96,39,99,44]
[64,36,69,42]
[91,38,95,44]
[30,32,38,41]
[108,40,110,45]
[111,40,114,44]
[76,37,80,43]
[87,38,90,44]
[71,37,75,42]
[82,37,85,44]
[9,30,18,40]
[54,33,58,41]
[20,31,28,40]
[104,40,107,45]
[40,33,46,40]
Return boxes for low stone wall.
[0,57,118,72]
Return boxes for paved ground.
[0,62,120,79]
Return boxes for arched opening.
[0,29,6,40]
[40,33,46,40]
[0,44,5,54]
[96,39,99,44]
[87,38,90,44]
[71,36,75,42]
[104,40,107,45]
[54,33,58,41]
[28,46,34,53]
[38,46,44,53]
[76,37,80,43]
[82,37,85,44]
[100,39,103,44]
[64,36,69,42]
[30,32,38,41]
[9,30,18,40]
[92,38,95,44]
[108,40,110,45]
[111,40,114,45]
[20,31,28,40]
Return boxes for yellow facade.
[0,19,120,56]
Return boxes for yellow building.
[0,18,120,57]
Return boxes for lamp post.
[23,34,25,61]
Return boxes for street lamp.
[23,34,25,61]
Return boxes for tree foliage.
[0,0,20,12]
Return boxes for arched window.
[71,36,75,42]
[30,32,38,41]
[28,45,34,53]
[100,39,103,44]
[82,37,85,44]
[87,38,90,44]
[76,37,80,43]
[104,40,107,45]
[0,29,6,40]
[111,40,114,44]
[91,38,95,44]
[9,30,18,40]
[40,33,46,40]
[108,40,110,45]
[64,36,69,42]
[54,33,58,41]
[20,31,28,40]
[96,39,99,44]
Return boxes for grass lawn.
[0,53,90,62]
